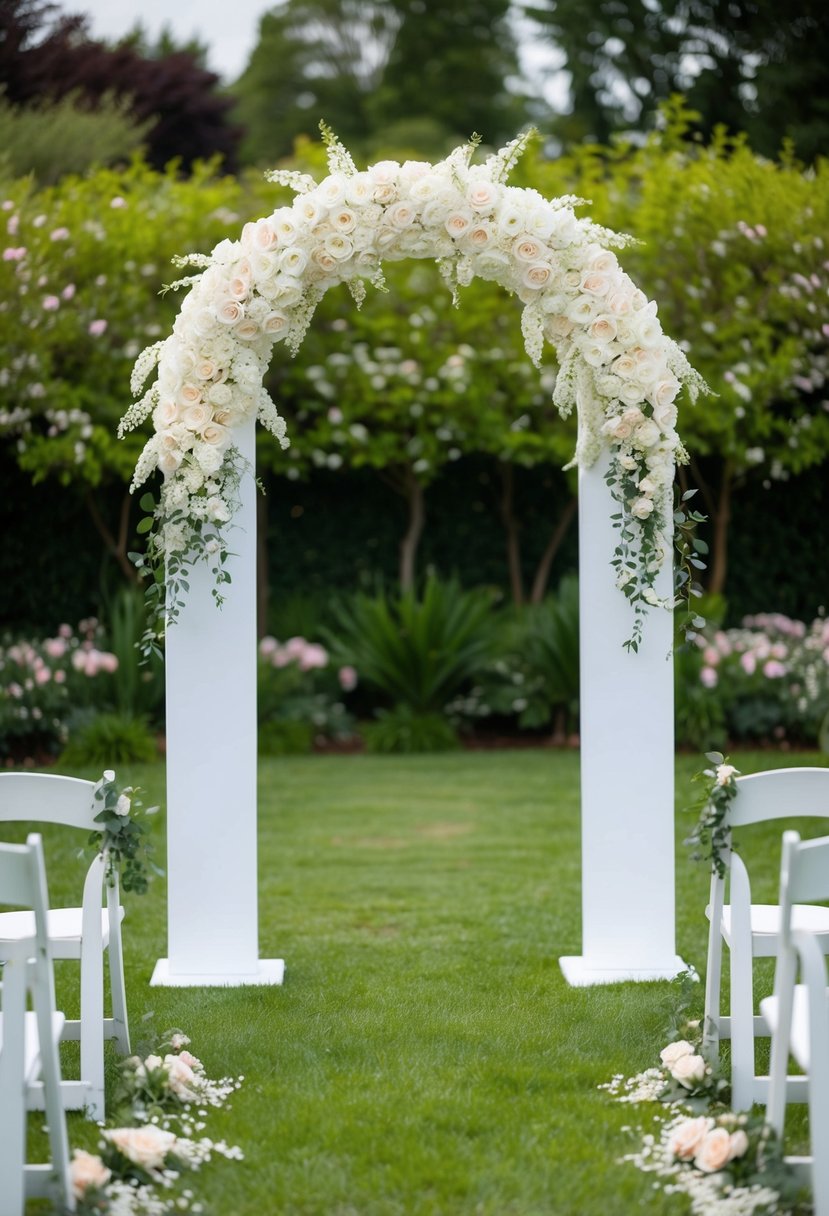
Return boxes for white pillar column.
[559,449,686,985]
[151,415,284,986]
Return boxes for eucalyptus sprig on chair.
[684,752,741,878]
[89,770,160,895]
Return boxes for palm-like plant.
[327,576,497,714]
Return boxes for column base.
[150,958,285,987]
[559,954,692,987]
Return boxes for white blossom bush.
[120,127,705,651]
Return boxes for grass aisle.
[30,749,822,1215]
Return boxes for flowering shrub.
[693,613,829,746]
[0,618,118,760]
[257,634,356,753]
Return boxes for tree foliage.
[232,0,527,165]
[0,0,241,172]
[523,0,829,160]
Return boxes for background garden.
[1,0,828,766]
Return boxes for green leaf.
[136,517,154,535]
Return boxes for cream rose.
[467,180,500,212]
[216,299,244,326]
[201,423,230,448]
[631,496,655,519]
[659,1040,694,1066]
[163,1052,199,1099]
[263,311,290,335]
[694,1127,734,1173]
[183,402,211,431]
[667,1116,713,1161]
[513,236,543,263]
[445,210,473,239]
[195,358,218,381]
[324,233,354,260]
[581,271,612,296]
[523,262,553,289]
[715,763,738,786]
[589,315,618,343]
[158,449,183,476]
[105,1125,177,1172]
[669,1053,707,1088]
[632,420,661,449]
[70,1150,111,1197]
[387,201,416,229]
[279,246,309,276]
[331,207,357,233]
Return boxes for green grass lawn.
[20,748,824,1215]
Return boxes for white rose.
[279,246,309,276]
[318,173,347,207]
[602,415,633,441]
[567,295,599,324]
[445,210,473,239]
[467,179,500,212]
[581,271,612,296]
[312,248,338,273]
[206,495,231,523]
[694,1127,734,1173]
[251,218,279,251]
[523,262,553,289]
[324,232,354,260]
[728,1130,749,1160]
[105,1125,177,1172]
[607,289,634,315]
[619,379,647,406]
[589,249,618,274]
[649,377,681,411]
[715,763,738,786]
[216,299,244,326]
[545,314,574,339]
[589,315,618,343]
[512,235,543,263]
[631,419,661,450]
[115,793,131,817]
[158,449,183,475]
[667,1116,713,1161]
[330,207,357,233]
[496,205,524,237]
[156,398,179,426]
[234,317,260,341]
[464,222,493,250]
[194,443,223,475]
[201,423,230,448]
[183,402,211,432]
[387,201,416,229]
[669,1053,707,1088]
[631,496,655,519]
[659,1040,695,1066]
[70,1150,111,1198]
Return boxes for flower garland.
[120,126,706,651]
[685,753,741,878]
[90,770,160,894]
[70,1029,244,1216]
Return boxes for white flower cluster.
[121,130,704,618]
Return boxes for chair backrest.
[779,830,829,935]
[0,773,99,831]
[0,833,51,927]
[726,768,829,828]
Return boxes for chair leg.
[729,932,757,1111]
[0,959,28,1216]
[703,921,723,1058]
[80,949,105,1121]
[107,929,130,1055]
[31,972,75,1212]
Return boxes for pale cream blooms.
[445,210,473,238]
[201,423,230,448]
[183,402,212,431]
[216,299,244,326]
[607,289,634,315]
[318,173,347,207]
[544,315,574,339]
[206,496,231,523]
[619,379,647,406]
[105,1125,177,1172]
[513,236,543,262]
[208,382,232,407]
[631,496,655,519]
[263,311,290,335]
[465,223,493,249]
[177,1048,202,1071]
[659,1040,695,1066]
[632,419,662,449]
[115,794,131,817]
[280,247,309,276]
[169,1032,190,1049]
[567,295,599,324]
[667,1116,713,1161]
[612,353,638,380]
[523,262,553,289]
[669,1053,707,1088]
[694,1127,735,1173]
[581,271,612,296]
[589,315,618,343]
[163,1052,199,1099]
[158,449,183,475]
[252,218,279,251]
[387,202,416,229]
[602,415,633,441]
[70,1149,111,1197]
[467,180,500,212]
[194,444,223,475]
[649,377,681,410]
[178,383,202,406]
[298,197,326,226]
[324,233,354,260]
[312,248,337,273]
[589,248,618,274]
[228,275,249,302]
[195,358,218,381]
[728,1129,749,1160]
[581,343,610,368]
[716,763,738,786]
[330,207,357,233]
[234,318,260,341]
[563,269,582,288]
[157,399,179,426]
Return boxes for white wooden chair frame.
[0,772,130,1121]
[761,830,829,1216]
[0,834,74,1215]
[702,767,829,1111]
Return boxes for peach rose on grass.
[667,1116,713,1161]
[70,1149,111,1197]
[694,1127,740,1173]
[105,1125,177,1172]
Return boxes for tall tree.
[523,0,829,160]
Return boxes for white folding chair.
[0,772,130,1121]
[761,830,829,1216]
[0,834,75,1216]
[702,767,829,1111]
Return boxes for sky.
[53,0,569,105]
[56,0,271,81]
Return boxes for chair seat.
[761,985,829,1071]
[707,902,829,950]
[0,1010,65,1086]
[0,906,123,958]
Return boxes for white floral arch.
[122,131,697,988]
